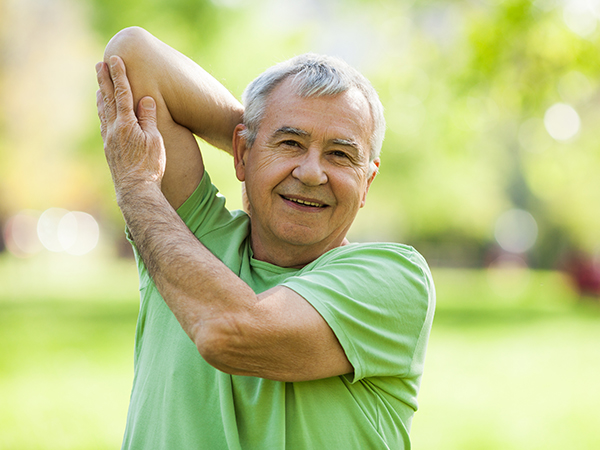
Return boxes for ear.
[233,124,249,182]
[360,158,380,208]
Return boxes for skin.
[97,31,378,382]
[101,26,244,209]
[234,78,379,268]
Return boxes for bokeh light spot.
[38,208,70,252]
[495,209,538,254]
[60,211,100,256]
[35,208,100,255]
[4,210,43,257]
[543,103,581,141]
[563,0,598,37]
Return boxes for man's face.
[234,78,379,266]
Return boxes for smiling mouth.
[281,195,327,208]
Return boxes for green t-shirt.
[122,172,435,450]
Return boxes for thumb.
[137,96,158,132]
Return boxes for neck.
[249,234,350,269]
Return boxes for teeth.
[285,197,324,207]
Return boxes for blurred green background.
[1,0,599,448]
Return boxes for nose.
[291,149,328,186]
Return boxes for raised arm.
[102,27,244,208]
[97,57,353,383]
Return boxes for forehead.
[261,78,373,148]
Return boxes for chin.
[276,225,327,247]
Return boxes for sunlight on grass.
[0,252,139,450]
[411,268,600,450]
[413,311,600,449]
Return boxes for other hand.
[96,55,166,200]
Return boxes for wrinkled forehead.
[282,77,374,153]
[265,77,373,131]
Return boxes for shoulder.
[306,242,432,282]
[287,241,435,309]
[281,242,435,380]
[312,241,424,260]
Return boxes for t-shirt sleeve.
[127,171,246,288]
[176,171,241,238]
[126,171,222,244]
[280,244,435,382]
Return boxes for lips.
[281,195,328,208]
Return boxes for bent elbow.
[195,329,226,371]
[104,26,151,61]
[194,317,248,376]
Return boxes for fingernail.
[110,55,118,67]
[141,97,155,110]
[95,62,102,74]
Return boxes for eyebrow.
[273,127,360,149]
[331,138,360,152]
[272,126,309,138]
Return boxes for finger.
[96,61,117,125]
[96,88,104,120]
[137,96,158,133]
[108,55,136,122]
[96,89,107,140]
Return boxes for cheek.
[253,156,296,186]
[245,160,286,200]
[332,171,369,201]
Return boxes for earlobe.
[360,158,380,208]
[233,124,249,182]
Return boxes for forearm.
[105,27,243,153]
[119,183,257,348]
[97,56,352,381]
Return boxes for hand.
[96,55,166,200]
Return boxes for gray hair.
[241,53,385,171]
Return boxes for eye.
[282,140,300,147]
[331,150,349,158]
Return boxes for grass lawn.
[1,253,599,449]
[411,269,600,449]
[0,253,139,450]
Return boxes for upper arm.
[103,27,244,209]
[282,247,435,381]
[104,28,203,209]
[199,285,353,382]
[198,246,434,383]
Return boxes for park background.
[1,0,599,448]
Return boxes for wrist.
[115,179,163,209]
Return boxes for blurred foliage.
[362,0,600,267]
[1,0,599,267]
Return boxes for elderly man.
[96,27,435,450]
